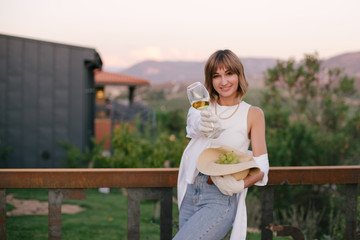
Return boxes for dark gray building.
[0,34,102,168]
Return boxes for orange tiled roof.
[94,69,149,86]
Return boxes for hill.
[122,60,205,84]
[121,58,277,87]
[322,51,360,79]
[120,52,360,87]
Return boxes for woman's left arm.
[243,106,269,188]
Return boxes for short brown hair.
[204,49,248,101]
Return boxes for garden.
[5,53,360,239]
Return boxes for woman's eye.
[212,75,220,79]
[226,72,233,76]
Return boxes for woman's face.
[212,67,239,102]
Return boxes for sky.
[1,0,359,69]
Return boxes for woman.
[174,49,269,240]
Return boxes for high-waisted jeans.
[173,173,237,240]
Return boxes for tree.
[262,53,359,166]
[261,53,360,238]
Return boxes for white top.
[177,101,269,240]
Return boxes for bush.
[155,109,186,136]
[263,53,360,166]
[59,111,189,169]
[261,53,360,238]
[110,122,188,168]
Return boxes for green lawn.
[5,189,285,240]
[6,188,171,240]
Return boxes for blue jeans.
[173,173,237,240]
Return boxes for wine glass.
[187,82,210,110]
[186,82,224,138]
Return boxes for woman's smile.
[219,85,232,92]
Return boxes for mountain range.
[118,51,360,87]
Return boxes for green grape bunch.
[216,151,239,164]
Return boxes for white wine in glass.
[191,100,209,110]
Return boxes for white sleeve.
[185,107,202,139]
[253,153,269,186]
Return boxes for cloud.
[101,55,129,68]
[130,47,163,61]
[168,48,204,62]
[130,47,205,63]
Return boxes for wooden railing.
[0,166,359,240]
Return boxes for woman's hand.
[211,175,245,196]
[198,108,221,138]
[243,171,265,188]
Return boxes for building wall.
[0,34,102,168]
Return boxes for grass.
[6,188,172,240]
[5,189,287,240]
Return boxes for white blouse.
[177,101,269,240]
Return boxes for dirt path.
[6,194,85,216]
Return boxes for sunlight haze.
[1,0,359,69]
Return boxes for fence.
[0,166,359,239]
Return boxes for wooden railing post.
[0,189,6,240]
[127,189,141,240]
[261,185,274,240]
[127,187,173,240]
[48,189,63,240]
[345,183,358,240]
[48,189,86,240]
[160,188,173,240]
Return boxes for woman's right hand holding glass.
[186,81,224,138]
[198,108,222,138]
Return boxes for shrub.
[59,111,189,169]
[261,53,360,237]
